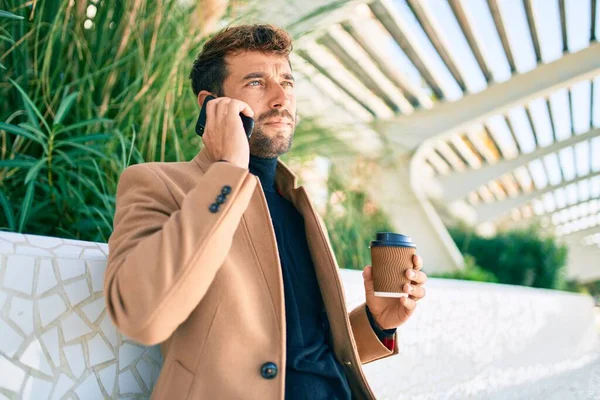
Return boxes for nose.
[269,82,291,110]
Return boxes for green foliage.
[0,78,141,241]
[0,0,214,163]
[0,1,352,241]
[448,223,568,289]
[561,280,591,295]
[561,279,600,299]
[323,164,394,270]
[429,254,499,283]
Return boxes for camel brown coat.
[104,147,398,399]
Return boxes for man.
[104,24,427,400]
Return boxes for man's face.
[221,51,297,159]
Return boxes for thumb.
[363,265,374,295]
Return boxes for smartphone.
[195,95,254,139]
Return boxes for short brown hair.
[189,24,293,96]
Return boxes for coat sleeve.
[349,303,399,364]
[104,161,256,345]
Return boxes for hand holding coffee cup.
[363,233,426,329]
[370,232,417,298]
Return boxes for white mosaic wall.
[0,232,162,400]
[0,231,598,399]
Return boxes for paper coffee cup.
[370,232,416,298]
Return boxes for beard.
[248,109,297,159]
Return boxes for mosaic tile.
[20,339,53,376]
[61,238,97,247]
[36,259,58,296]
[118,369,142,395]
[41,327,60,368]
[0,232,26,243]
[136,359,153,391]
[0,240,14,254]
[88,260,106,293]
[97,243,109,255]
[23,376,53,400]
[82,248,106,260]
[53,245,83,258]
[88,334,115,367]
[63,279,90,307]
[99,313,119,348]
[56,258,86,281]
[0,320,24,358]
[25,235,63,249]
[81,297,105,324]
[119,343,145,371]
[4,255,34,295]
[74,372,104,400]
[9,297,34,335]
[38,294,67,328]
[0,354,26,393]
[61,312,92,342]
[64,343,86,378]
[98,363,117,396]
[51,374,74,400]
[0,291,6,309]
[146,345,163,364]
[15,246,53,257]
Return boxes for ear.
[197,90,215,108]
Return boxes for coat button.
[221,185,232,195]
[209,203,219,213]
[261,362,278,379]
[216,194,226,204]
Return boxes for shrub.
[449,223,568,289]
[430,254,499,283]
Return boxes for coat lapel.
[274,159,356,364]
[192,149,352,359]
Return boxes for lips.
[264,120,292,125]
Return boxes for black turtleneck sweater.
[247,154,394,400]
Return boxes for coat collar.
[192,146,301,199]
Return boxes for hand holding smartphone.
[195,95,254,139]
[194,95,254,169]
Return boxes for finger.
[400,296,417,313]
[403,283,426,300]
[229,99,254,118]
[215,97,232,119]
[362,265,373,280]
[204,97,219,130]
[362,265,374,295]
[208,98,230,131]
[412,254,423,271]
[405,269,427,285]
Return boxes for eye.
[248,80,262,86]
[282,81,294,88]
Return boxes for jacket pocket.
[152,360,194,400]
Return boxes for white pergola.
[253,0,600,281]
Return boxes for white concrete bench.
[341,271,600,399]
[0,231,598,399]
